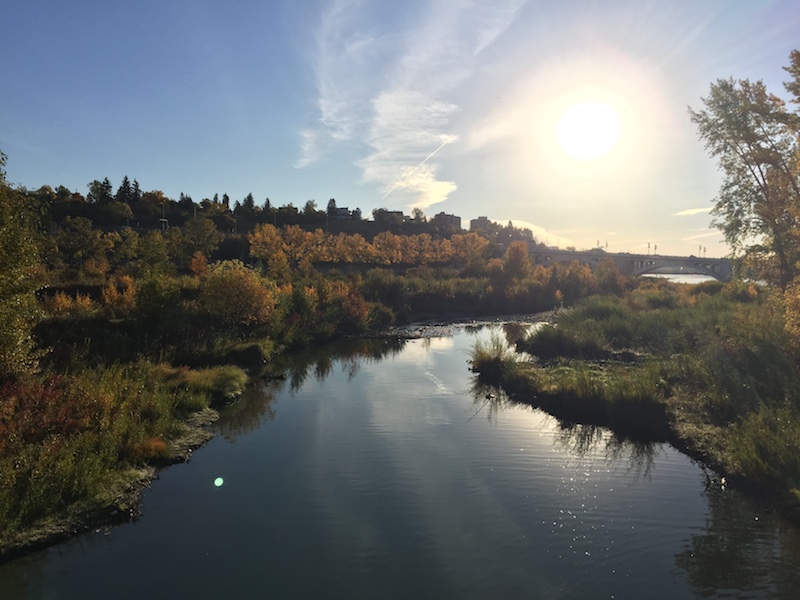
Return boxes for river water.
[2,324,800,599]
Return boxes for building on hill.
[329,207,353,220]
[469,216,491,231]
[433,212,462,230]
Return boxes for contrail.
[380,137,455,202]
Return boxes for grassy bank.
[0,362,246,560]
[471,279,800,521]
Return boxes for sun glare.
[556,101,621,160]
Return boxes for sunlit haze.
[2,0,798,257]
[556,102,621,160]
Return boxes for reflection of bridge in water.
[533,249,732,282]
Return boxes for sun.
[556,101,621,160]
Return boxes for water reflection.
[469,377,658,479]
[269,338,407,391]
[4,325,800,600]
[675,481,800,598]
[216,338,407,440]
[214,381,277,440]
[462,321,537,346]
[553,423,658,480]
[467,380,516,423]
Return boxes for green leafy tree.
[138,231,171,276]
[689,52,800,288]
[87,177,114,205]
[169,216,222,267]
[55,216,112,272]
[0,151,42,378]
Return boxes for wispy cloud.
[673,207,712,216]
[682,230,720,241]
[298,0,526,210]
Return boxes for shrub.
[519,324,608,361]
[198,260,277,326]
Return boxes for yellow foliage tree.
[199,260,276,325]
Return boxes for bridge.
[532,249,732,282]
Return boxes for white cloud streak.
[673,207,712,216]
[298,0,526,211]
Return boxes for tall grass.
[470,332,519,384]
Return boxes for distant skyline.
[3,0,799,257]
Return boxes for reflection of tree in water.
[501,322,533,346]
[0,548,48,598]
[463,321,536,347]
[675,480,800,598]
[262,338,402,392]
[282,338,407,391]
[553,423,659,481]
[217,338,406,440]
[470,375,658,478]
[469,378,516,423]
[215,381,278,440]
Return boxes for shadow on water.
[268,337,407,391]
[675,479,800,598]
[469,377,658,480]
[214,381,278,440]
[215,338,408,441]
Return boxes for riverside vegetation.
[471,278,800,522]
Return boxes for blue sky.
[3,0,798,257]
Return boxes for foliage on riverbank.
[0,362,247,540]
[471,278,800,518]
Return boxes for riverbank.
[0,408,218,563]
[471,280,800,526]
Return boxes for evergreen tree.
[115,175,133,204]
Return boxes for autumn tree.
[450,233,491,271]
[198,260,276,326]
[503,240,532,280]
[689,51,800,288]
[249,223,291,282]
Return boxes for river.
[2,324,799,599]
